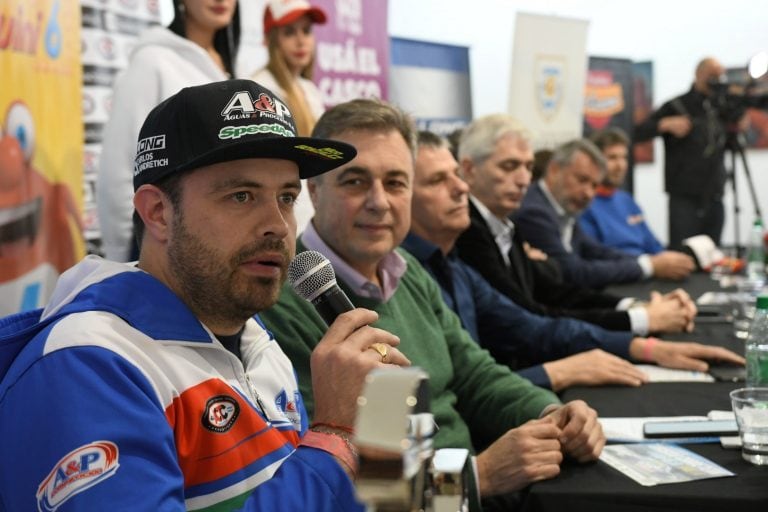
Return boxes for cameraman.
[635,57,731,249]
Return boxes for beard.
[167,212,290,328]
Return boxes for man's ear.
[459,158,475,186]
[307,177,319,208]
[133,185,174,243]
[544,162,559,184]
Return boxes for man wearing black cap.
[0,80,408,511]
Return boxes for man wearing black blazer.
[455,114,694,335]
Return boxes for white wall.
[162,0,768,246]
[389,0,768,247]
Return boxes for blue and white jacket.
[0,256,361,512]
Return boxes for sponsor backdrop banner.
[81,0,160,251]
[632,60,655,163]
[389,37,472,137]
[508,12,589,149]
[311,0,389,106]
[583,56,635,193]
[583,56,633,136]
[1,0,85,315]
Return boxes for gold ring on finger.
[368,342,389,363]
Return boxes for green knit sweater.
[261,245,560,454]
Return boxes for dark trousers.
[668,194,724,249]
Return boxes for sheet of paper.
[600,443,735,486]
[600,416,709,443]
[708,410,742,448]
[635,364,715,383]
[708,410,736,420]
[697,291,734,306]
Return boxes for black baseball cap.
[132,79,356,190]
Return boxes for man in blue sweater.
[406,130,743,392]
[580,127,694,261]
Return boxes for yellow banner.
[0,0,84,315]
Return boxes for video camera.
[707,80,768,125]
[708,52,768,126]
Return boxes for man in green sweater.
[260,98,605,510]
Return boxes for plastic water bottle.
[746,218,766,280]
[746,296,768,386]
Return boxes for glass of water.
[731,277,765,340]
[730,387,768,465]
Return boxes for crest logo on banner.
[535,56,565,121]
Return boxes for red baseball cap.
[264,0,327,34]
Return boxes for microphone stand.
[725,127,764,257]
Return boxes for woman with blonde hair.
[252,0,327,137]
[252,0,327,231]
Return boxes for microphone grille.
[288,250,337,300]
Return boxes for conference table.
[520,272,768,512]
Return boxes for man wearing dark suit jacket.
[455,114,695,336]
[513,138,695,289]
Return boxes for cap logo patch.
[134,133,169,177]
[36,441,120,512]
[202,395,240,433]
[219,123,295,140]
[136,134,166,155]
[221,91,292,121]
[294,144,346,160]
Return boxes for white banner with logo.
[508,12,589,149]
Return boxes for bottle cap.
[756,296,768,309]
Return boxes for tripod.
[725,128,764,257]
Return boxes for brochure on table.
[600,443,735,486]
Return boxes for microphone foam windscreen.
[288,250,337,301]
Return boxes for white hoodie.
[96,27,229,261]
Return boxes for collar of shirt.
[402,232,471,276]
[595,185,617,197]
[538,180,576,252]
[401,232,453,288]
[401,231,442,263]
[300,221,407,302]
[469,195,515,266]
[401,231,463,325]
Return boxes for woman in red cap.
[252,0,327,137]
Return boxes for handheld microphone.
[288,250,354,326]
